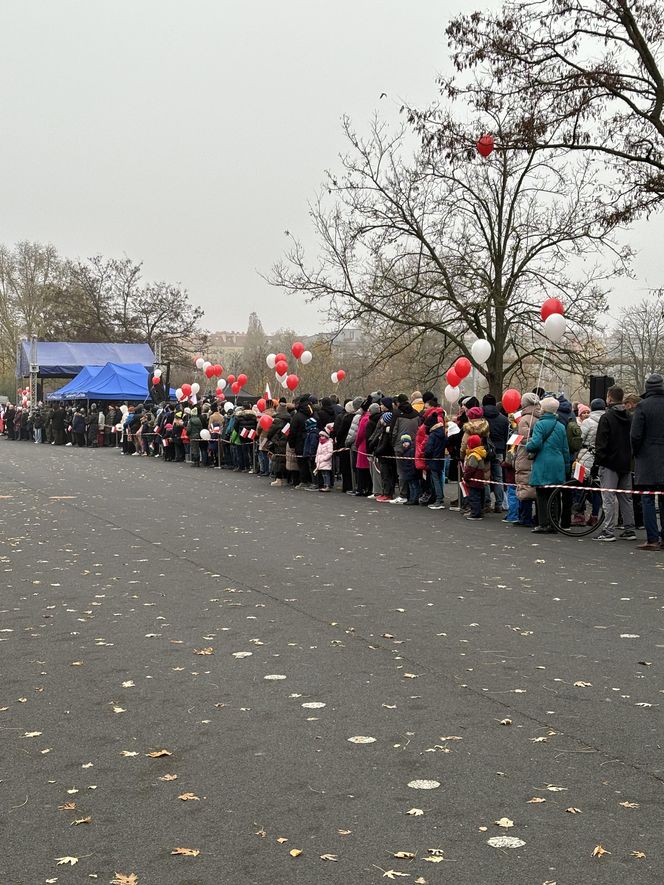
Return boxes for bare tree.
[271,112,626,395]
[608,294,664,391]
[445,0,664,213]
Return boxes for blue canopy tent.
[47,362,175,402]
[18,341,155,378]
[47,366,104,400]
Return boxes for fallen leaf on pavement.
[178,792,200,801]
[406,808,424,816]
[23,731,42,738]
[499,718,512,725]
[631,851,646,859]
[289,848,302,857]
[393,851,415,859]
[121,751,138,757]
[276,837,288,844]
[71,816,92,826]
[147,749,172,758]
[58,802,77,811]
[527,797,546,804]
[338,828,352,835]
[574,681,592,687]
[320,853,338,861]
[347,735,376,744]
[565,807,582,814]
[171,848,200,857]
[56,857,79,865]
[592,845,609,858]
[112,875,138,885]
[495,817,514,829]
[194,648,214,655]
[619,801,639,808]
[383,873,410,880]
[159,774,178,781]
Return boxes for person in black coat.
[631,373,664,548]
[482,394,509,512]
[289,397,314,486]
[334,402,355,493]
[51,405,66,445]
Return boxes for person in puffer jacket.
[463,434,487,519]
[315,423,335,491]
[423,412,447,509]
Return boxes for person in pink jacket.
[315,423,335,491]
[354,407,372,496]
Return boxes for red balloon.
[218,393,225,401]
[237,373,248,387]
[540,298,565,322]
[446,367,460,387]
[181,383,192,396]
[454,357,472,380]
[286,374,299,391]
[291,341,305,359]
[275,352,287,363]
[275,360,288,377]
[214,363,223,376]
[227,374,236,384]
[477,134,494,158]
[231,381,241,395]
[502,388,522,413]
[336,369,346,381]
[259,413,274,431]
[216,387,224,397]
[152,376,160,386]
[256,398,266,412]
[205,365,215,379]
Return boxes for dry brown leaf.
[383,873,410,880]
[565,807,582,814]
[393,851,416,859]
[574,681,592,687]
[592,845,609,858]
[255,827,266,838]
[71,816,92,826]
[276,837,288,844]
[631,851,646,859]
[423,856,445,864]
[406,808,424,816]
[178,792,200,801]
[530,736,547,743]
[320,853,338,861]
[619,801,639,808]
[159,774,178,781]
[56,857,79,865]
[146,749,172,758]
[58,802,77,811]
[111,875,138,885]
[415,879,428,885]
[121,751,138,757]
[494,817,514,829]
[338,828,352,835]
[289,848,302,857]
[500,718,512,726]
[194,647,214,655]
[527,797,546,804]
[171,847,200,857]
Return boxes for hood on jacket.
[608,403,631,423]
[398,402,417,419]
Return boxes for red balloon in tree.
[445,367,460,387]
[291,341,305,359]
[237,373,248,387]
[227,374,235,384]
[214,364,223,376]
[336,369,346,381]
[256,398,266,412]
[275,360,288,376]
[454,357,472,379]
[205,365,215,379]
[540,298,565,322]
[286,374,299,391]
[259,414,274,431]
[275,352,287,363]
[477,134,494,158]
[501,388,522,413]
[181,383,192,396]
[231,381,241,395]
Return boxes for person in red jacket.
[463,434,488,520]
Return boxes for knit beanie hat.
[590,398,606,411]
[368,402,381,415]
[381,411,393,424]
[521,392,540,408]
[467,406,484,420]
[482,394,497,406]
[396,393,409,405]
[540,396,559,414]
[422,391,435,403]
[467,434,481,449]
[645,372,664,392]
[463,396,480,409]
[381,396,394,410]
[352,396,363,410]
[410,390,423,402]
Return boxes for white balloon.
[154,368,162,378]
[203,360,211,371]
[266,353,276,369]
[199,428,211,441]
[224,401,234,413]
[544,312,567,343]
[175,387,184,400]
[444,384,460,402]
[191,382,200,395]
[330,372,339,384]
[300,350,313,365]
[276,371,287,383]
[218,378,227,390]
[281,378,289,388]
[471,338,492,364]
[195,357,205,370]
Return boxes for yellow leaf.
[289,848,302,857]
[619,801,639,808]
[592,844,609,858]
[71,816,92,826]
[276,837,288,844]
[171,847,200,857]
[494,817,514,829]
[393,851,415,859]
[630,851,646,859]
[565,807,582,814]
[56,857,79,865]
[71,661,83,667]
[320,853,338,861]
[338,828,352,835]
[383,872,410,880]
[58,802,77,811]
[423,856,445,863]
[159,774,178,781]
[178,792,200,801]
[527,797,546,804]
[146,749,172,758]
[194,647,214,655]
[112,875,139,885]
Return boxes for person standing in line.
[631,374,664,550]
[592,385,637,542]
[526,397,570,534]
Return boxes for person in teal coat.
[526,397,570,534]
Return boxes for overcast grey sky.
[0,1,659,335]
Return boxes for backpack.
[303,417,319,458]
[484,435,498,462]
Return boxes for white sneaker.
[367,494,376,500]
[389,496,406,504]
[65,442,72,447]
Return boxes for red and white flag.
[512,409,523,421]
[507,432,524,446]
[573,462,586,483]
[459,479,469,498]
[247,428,256,440]
[281,422,290,437]
[265,383,272,401]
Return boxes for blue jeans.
[430,469,444,504]
[490,458,505,507]
[506,485,519,521]
[468,486,483,517]
[408,477,421,502]
[642,493,664,544]
[258,450,270,475]
[518,499,534,526]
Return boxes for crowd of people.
[2,373,664,549]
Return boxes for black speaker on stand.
[589,375,614,402]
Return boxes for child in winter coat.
[399,432,420,504]
[423,413,447,509]
[315,423,335,490]
[463,433,488,520]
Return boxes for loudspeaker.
[589,375,614,402]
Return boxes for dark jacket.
[289,402,312,455]
[391,403,419,450]
[334,411,354,448]
[364,411,382,454]
[631,387,664,487]
[267,405,290,465]
[316,399,336,431]
[72,413,86,433]
[595,404,632,474]
[424,425,447,472]
[52,407,65,431]
[482,404,509,454]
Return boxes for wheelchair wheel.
[548,482,605,537]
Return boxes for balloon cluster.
[541,298,566,343]
[151,367,163,386]
[330,369,346,384]
[265,341,317,392]
[443,356,472,403]
[18,387,31,408]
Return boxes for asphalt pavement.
[1,441,663,885]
